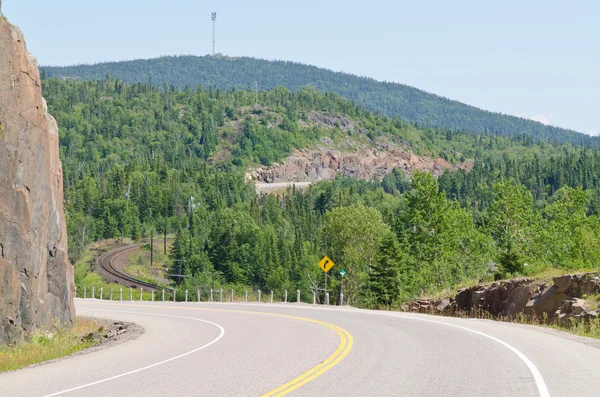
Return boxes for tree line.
[40,55,599,147]
[43,78,600,308]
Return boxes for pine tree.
[368,234,403,308]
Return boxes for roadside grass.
[562,318,600,339]
[585,294,600,311]
[514,312,600,340]
[0,317,103,372]
[125,243,171,287]
[73,238,167,301]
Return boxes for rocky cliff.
[247,146,471,184]
[0,18,74,344]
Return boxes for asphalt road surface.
[2,299,600,396]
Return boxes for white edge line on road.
[382,313,551,397]
[187,302,550,397]
[42,309,225,397]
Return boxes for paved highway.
[2,300,600,396]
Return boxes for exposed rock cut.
[246,147,469,184]
[0,18,74,344]
[406,273,600,325]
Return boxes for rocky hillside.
[244,111,472,186]
[0,17,74,344]
[246,144,471,185]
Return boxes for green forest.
[40,55,599,148]
[43,77,600,308]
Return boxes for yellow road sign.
[318,256,335,273]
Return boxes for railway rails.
[97,244,161,291]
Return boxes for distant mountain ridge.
[41,55,598,147]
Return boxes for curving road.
[2,300,600,396]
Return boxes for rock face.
[406,273,600,326]
[247,147,470,184]
[0,18,74,344]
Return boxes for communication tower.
[212,12,217,56]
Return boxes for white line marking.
[380,313,551,397]
[69,302,550,397]
[156,302,550,397]
[42,309,225,397]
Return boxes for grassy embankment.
[74,239,157,300]
[0,318,103,372]
[124,242,172,287]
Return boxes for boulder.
[553,275,573,293]
[526,286,568,319]
[0,18,74,344]
[501,286,532,317]
[578,281,600,296]
[558,298,587,316]
[407,298,450,314]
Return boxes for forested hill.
[45,77,600,308]
[41,55,596,147]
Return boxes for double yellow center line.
[260,315,353,396]
[80,302,354,396]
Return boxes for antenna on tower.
[211,12,217,56]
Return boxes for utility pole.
[171,259,188,286]
[212,12,217,56]
[125,183,131,205]
[150,228,153,267]
[163,219,167,255]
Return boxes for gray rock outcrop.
[0,18,75,344]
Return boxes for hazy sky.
[3,1,598,134]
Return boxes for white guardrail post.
[173,289,176,302]
[92,286,95,299]
[210,289,213,302]
[129,288,133,301]
[152,290,154,302]
[140,288,143,301]
[220,289,223,302]
[231,289,234,302]
[270,290,273,303]
[185,290,188,302]
[197,289,200,302]
[162,289,165,301]
[100,287,103,300]
[297,289,300,303]
[84,286,87,299]
[284,290,288,303]
[110,288,113,301]
[258,290,261,302]
[245,290,248,302]
[325,292,330,305]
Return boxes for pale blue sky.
[3,1,598,134]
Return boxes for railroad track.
[97,244,161,291]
